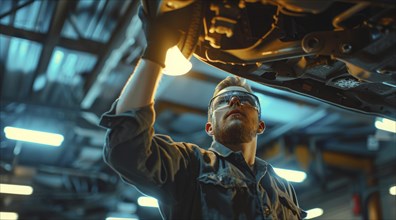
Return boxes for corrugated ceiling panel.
[44,47,97,86]
[2,35,42,74]
[61,0,128,43]
[0,0,56,33]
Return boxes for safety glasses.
[209,90,261,115]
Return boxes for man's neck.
[224,139,257,166]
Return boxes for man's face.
[206,86,265,145]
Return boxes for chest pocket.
[274,188,302,220]
[198,173,248,188]
[197,173,254,220]
[261,174,303,220]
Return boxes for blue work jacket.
[100,102,306,220]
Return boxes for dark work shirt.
[100,101,307,220]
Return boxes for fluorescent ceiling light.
[390,185,396,195]
[163,46,192,76]
[305,208,324,219]
[375,117,396,133]
[105,217,138,220]
[273,168,307,183]
[105,212,139,220]
[4,126,64,147]
[137,196,159,208]
[0,212,18,220]
[0,183,33,195]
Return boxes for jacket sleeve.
[287,183,307,219]
[267,164,307,219]
[99,100,198,204]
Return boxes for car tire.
[177,1,204,59]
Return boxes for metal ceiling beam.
[27,0,76,97]
[59,37,106,54]
[0,1,17,95]
[305,125,375,136]
[0,24,106,54]
[258,108,328,147]
[0,0,35,20]
[322,151,374,172]
[82,1,139,99]
[0,23,45,41]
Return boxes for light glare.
[0,212,18,220]
[305,208,324,219]
[137,196,159,208]
[390,185,396,195]
[105,217,138,220]
[163,46,192,76]
[375,117,396,133]
[0,183,33,195]
[273,168,307,183]
[4,126,64,147]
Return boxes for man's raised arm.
[116,60,163,114]
[116,7,180,114]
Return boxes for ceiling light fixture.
[390,185,396,195]
[273,168,307,183]
[305,208,324,219]
[163,46,192,76]
[0,183,33,195]
[105,217,138,220]
[4,126,64,147]
[137,196,159,208]
[375,117,396,133]
[0,212,18,220]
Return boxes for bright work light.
[4,126,64,147]
[0,212,18,220]
[0,183,33,195]
[375,117,396,133]
[305,208,324,219]
[273,168,307,183]
[105,217,138,220]
[137,196,159,208]
[163,46,192,76]
[390,185,396,195]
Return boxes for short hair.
[212,76,253,97]
[208,76,254,120]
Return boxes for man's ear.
[257,121,265,134]
[205,122,214,136]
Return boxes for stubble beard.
[214,118,256,145]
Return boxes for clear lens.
[209,91,260,112]
[211,96,229,109]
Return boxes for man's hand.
[116,4,183,113]
[139,6,181,68]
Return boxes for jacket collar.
[208,140,234,157]
[209,141,272,175]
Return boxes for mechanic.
[100,7,306,220]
